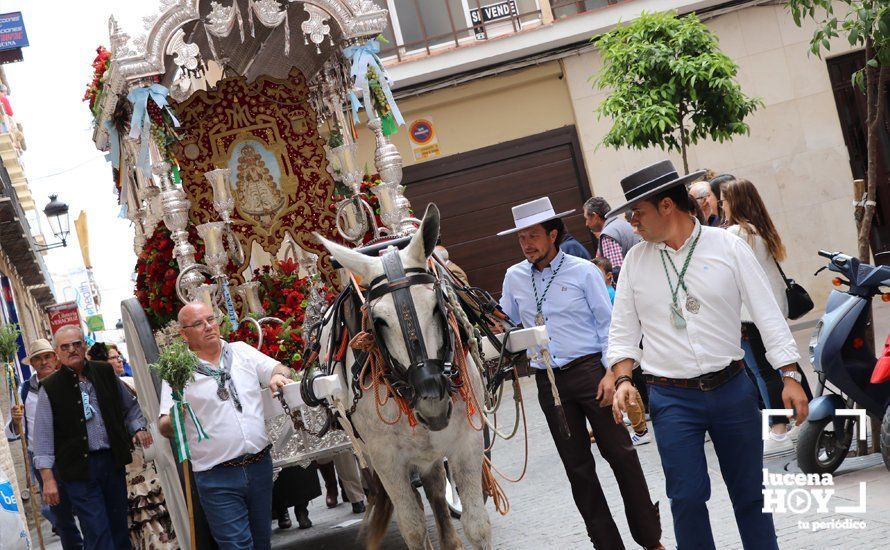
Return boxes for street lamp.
[36,194,70,251]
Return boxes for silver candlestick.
[369,117,417,235]
[204,168,245,264]
[156,162,206,298]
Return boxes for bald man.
[33,325,151,550]
[159,302,293,549]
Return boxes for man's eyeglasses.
[108,355,123,362]
[58,341,84,352]
[695,194,710,203]
[182,316,218,330]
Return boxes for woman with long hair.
[721,178,812,458]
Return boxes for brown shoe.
[326,491,338,508]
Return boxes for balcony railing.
[376,0,624,63]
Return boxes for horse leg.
[448,440,492,550]
[421,460,461,550]
[374,462,433,550]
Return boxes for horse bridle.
[364,248,457,405]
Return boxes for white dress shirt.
[159,340,279,472]
[725,225,789,321]
[606,219,800,378]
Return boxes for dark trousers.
[29,452,83,550]
[536,357,661,549]
[194,452,274,550]
[648,368,778,550]
[741,322,812,425]
[64,450,130,550]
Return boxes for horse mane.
[360,470,394,549]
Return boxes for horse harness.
[309,248,464,419]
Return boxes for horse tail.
[361,469,393,550]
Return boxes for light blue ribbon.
[342,39,404,128]
[221,280,239,331]
[103,120,121,170]
[127,84,180,178]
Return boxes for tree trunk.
[678,104,689,174]
[858,40,887,263]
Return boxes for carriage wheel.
[446,423,491,519]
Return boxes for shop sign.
[0,12,28,51]
[469,0,520,40]
[86,314,105,333]
[46,302,81,335]
[408,117,441,161]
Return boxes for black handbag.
[775,261,814,320]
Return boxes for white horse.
[317,204,491,550]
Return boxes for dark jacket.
[42,361,133,482]
[559,233,591,260]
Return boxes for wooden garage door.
[403,126,593,296]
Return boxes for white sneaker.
[631,430,652,446]
[623,414,632,426]
[764,433,794,457]
[786,425,799,443]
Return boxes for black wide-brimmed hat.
[607,160,706,218]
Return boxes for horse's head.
[318,204,455,431]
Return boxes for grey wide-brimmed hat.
[607,160,706,218]
[497,197,574,236]
[24,338,55,365]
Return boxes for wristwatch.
[781,370,802,384]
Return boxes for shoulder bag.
[775,261,814,320]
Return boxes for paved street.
[266,373,890,550]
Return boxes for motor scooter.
[798,250,890,474]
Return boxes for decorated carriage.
[89,2,548,547]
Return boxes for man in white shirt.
[158,302,293,550]
[607,161,809,550]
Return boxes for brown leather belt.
[644,361,745,392]
[217,445,272,468]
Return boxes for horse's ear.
[314,232,378,279]
[405,203,440,264]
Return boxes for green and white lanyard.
[659,226,702,329]
[531,254,566,326]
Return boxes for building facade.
[0,67,56,542]
[361,0,863,310]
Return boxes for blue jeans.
[64,450,130,550]
[194,452,273,550]
[29,452,83,550]
[648,369,778,550]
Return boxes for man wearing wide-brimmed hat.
[497,197,663,549]
[606,160,810,550]
[5,339,83,549]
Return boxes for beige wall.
[354,62,576,167]
[562,4,858,310]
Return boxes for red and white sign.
[46,302,81,335]
[408,116,441,161]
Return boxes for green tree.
[592,11,761,174]
[786,0,890,262]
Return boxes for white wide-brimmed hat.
[24,338,55,365]
[497,197,575,236]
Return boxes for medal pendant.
[670,302,687,329]
[685,295,701,315]
[535,312,545,326]
[217,386,230,401]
